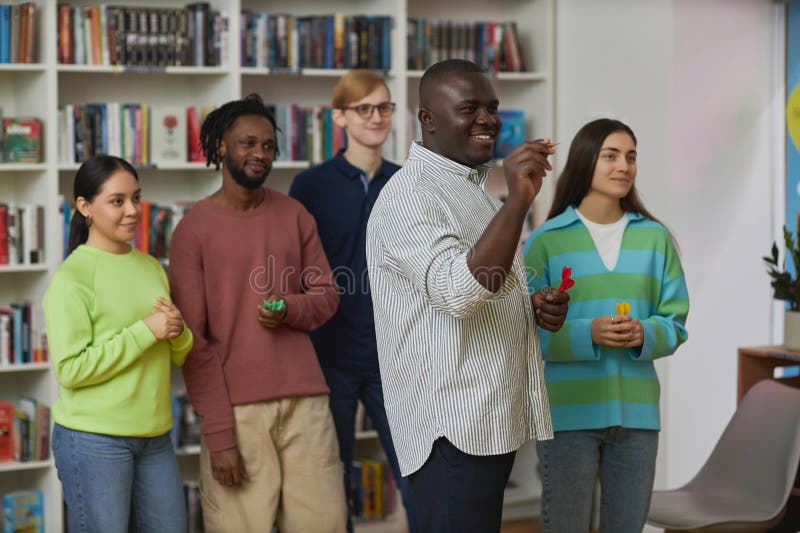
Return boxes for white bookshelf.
[0,0,553,530]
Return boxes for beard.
[224,153,270,189]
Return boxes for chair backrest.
[683,380,800,512]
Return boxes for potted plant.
[764,222,800,350]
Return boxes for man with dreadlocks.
[168,93,347,533]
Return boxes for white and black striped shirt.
[366,142,553,476]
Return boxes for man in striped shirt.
[366,59,569,532]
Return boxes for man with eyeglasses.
[290,70,418,533]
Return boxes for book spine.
[0,204,8,266]
[0,5,11,63]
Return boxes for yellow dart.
[616,301,630,316]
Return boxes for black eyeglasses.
[340,102,396,119]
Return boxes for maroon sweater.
[169,190,339,452]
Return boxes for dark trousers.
[408,437,516,533]
[322,366,418,533]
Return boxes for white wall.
[556,0,776,491]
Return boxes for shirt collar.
[332,149,394,182]
[409,142,490,187]
[547,205,645,230]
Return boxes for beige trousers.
[199,395,347,533]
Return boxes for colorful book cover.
[0,401,13,462]
[2,490,44,533]
[151,106,187,166]
[493,109,525,159]
[2,118,42,163]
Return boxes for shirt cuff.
[203,428,237,452]
[168,324,193,352]
[453,252,495,301]
[130,320,158,352]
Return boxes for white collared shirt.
[366,142,553,476]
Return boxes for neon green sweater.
[43,245,193,437]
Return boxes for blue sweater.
[523,206,689,431]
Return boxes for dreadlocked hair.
[200,93,279,170]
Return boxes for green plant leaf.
[765,225,800,309]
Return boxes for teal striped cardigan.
[523,206,689,431]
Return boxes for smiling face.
[220,114,276,189]
[419,71,501,168]
[77,169,141,253]
[589,131,638,200]
[333,85,393,150]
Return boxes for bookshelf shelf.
[58,162,310,172]
[0,163,47,172]
[0,363,50,374]
[241,67,397,79]
[0,265,48,274]
[56,65,230,76]
[175,444,201,456]
[274,161,312,170]
[0,64,46,72]
[406,70,549,81]
[355,430,378,440]
[0,460,52,473]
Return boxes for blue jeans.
[51,423,186,533]
[323,366,418,533]
[536,427,659,533]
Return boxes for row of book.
[0,3,37,64]
[407,19,526,72]
[241,12,392,71]
[0,204,45,267]
[57,3,227,67]
[2,491,43,533]
[0,398,50,463]
[0,301,47,367]
[59,197,192,263]
[351,458,396,521]
[57,103,215,167]
[0,117,42,163]
[56,101,350,167]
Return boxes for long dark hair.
[548,118,663,227]
[67,155,139,256]
[200,93,279,170]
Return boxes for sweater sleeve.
[168,327,193,367]
[43,277,157,390]
[374,190,494,320]
[153,256,194,367]
[169,222,237,452]
[282,210,340,331]
[523,232,600,362]
[630,236,689,361]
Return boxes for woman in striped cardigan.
[523,118,689,533]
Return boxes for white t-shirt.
[576,210,628,271]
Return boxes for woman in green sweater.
[523,119,689,533]
[43,155,193,533]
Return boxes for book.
[1,118,42,163]
[0,203,8,265]
[0,5,10,63]
[150,105,187,166]
[2,491,44,533]
[493,109,525,159]
[0,401,13,462]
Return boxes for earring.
[85,215,92,228]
